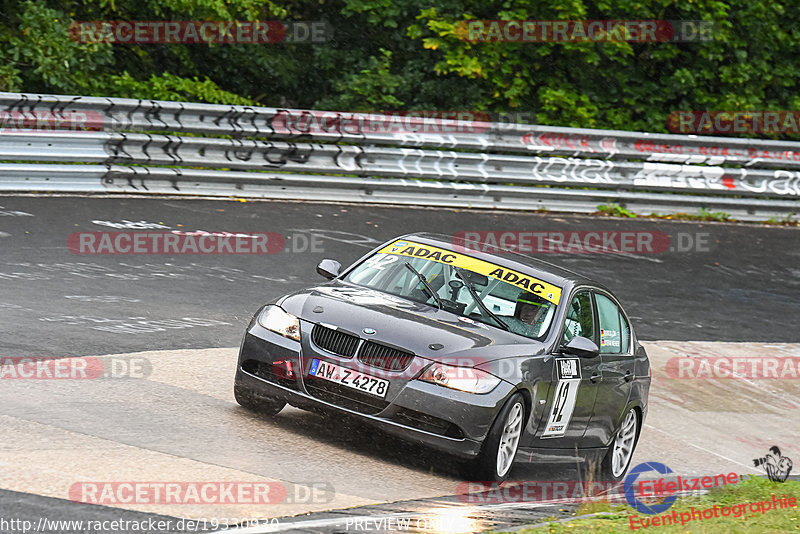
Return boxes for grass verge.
[503,476,799,533]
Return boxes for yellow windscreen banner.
[376,240,562,305]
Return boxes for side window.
[562,292,594,343]
[595,293,630,354]
[620,313,630,353]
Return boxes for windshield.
[345,251,559,340]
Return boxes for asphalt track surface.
[1,196,799,534]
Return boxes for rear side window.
[620,313,631,353]
[595,293,630,354]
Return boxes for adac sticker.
[377,240,562,305]
[389,240,408,253]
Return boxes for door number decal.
[542,358,581,438]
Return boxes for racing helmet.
[514,292,548,324]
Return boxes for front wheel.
[600,407,639,481]
[468,393,525,481]
[234,383,286,416]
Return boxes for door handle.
[624,370,633,382]
[590,372,601,383]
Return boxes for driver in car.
[512,292,550,337]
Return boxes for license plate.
[308,359,389,398]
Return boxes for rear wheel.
[469,393,525,481]
[234,383,286,416]
[601,407,639,481]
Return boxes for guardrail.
[1,92,799,220]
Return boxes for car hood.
[278,282,546,362]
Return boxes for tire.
[234,383,286,416]
[468,393,525,481]
[600,407,639,482]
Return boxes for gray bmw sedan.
[234,233,650,481]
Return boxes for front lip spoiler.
[236,367,484,458]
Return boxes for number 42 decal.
[541,358,582,438]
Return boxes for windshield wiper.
[453,269,510,331]
[404,262,443,309]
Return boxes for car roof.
[397,232,607,294]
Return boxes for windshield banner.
[377,240,563,304]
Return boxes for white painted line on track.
[643,424,760,472]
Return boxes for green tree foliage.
[410,0,800,132]
[1,0,799,134]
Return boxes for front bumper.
[234,323,515,459]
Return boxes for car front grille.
[305,324,416,414]
[358,341,415,371]
[311,324,359,357]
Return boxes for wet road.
[1,196,800,359]
[0,342,796,533]
[0,196,798,533]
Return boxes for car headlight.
[419,362,501,394]
[257,305,301,341]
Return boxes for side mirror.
[316,259,341,280]
[563,336,600,358]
